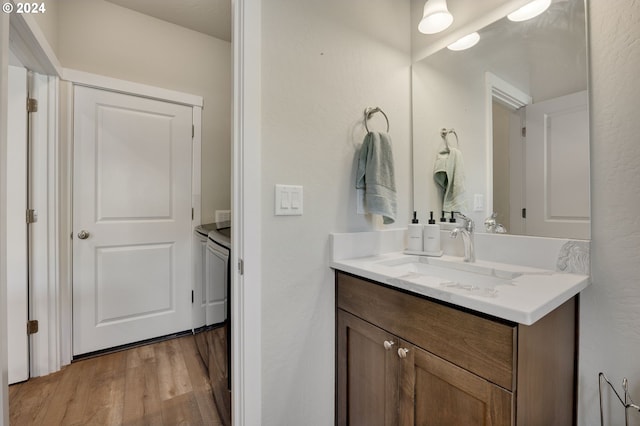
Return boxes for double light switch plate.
[275,184,303,216]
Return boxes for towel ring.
[364,107,390,133]
[441,128,459,150]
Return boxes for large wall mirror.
[411,0,589,239]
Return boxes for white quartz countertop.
[331,252,590,325]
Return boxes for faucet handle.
[454,212,474,231]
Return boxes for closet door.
[525,90,590,239]
[7,65,29,383]
[73,86,193,355]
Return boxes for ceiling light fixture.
[507,0,552,22]
[418,0,454,35]
[447,32,480,51]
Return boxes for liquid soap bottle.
[407,211,423,252]
[423,211,442,255]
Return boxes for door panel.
[73,86,193,355]
[7,65,29,384]
[525,91,590,239]
[337,310,399,426]
[399,341,512,426]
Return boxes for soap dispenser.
[407,211,423,251]
[423,211,442,255]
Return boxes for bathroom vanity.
[337,271,575,425]
[331,229,589,425]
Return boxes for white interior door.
[73,86,193,355]
[7,65,29,383]
[525,91,590,239]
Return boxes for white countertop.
[331,252,590,325]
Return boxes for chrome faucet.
[450,212,475,263]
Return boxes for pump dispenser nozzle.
[428,211,436,225]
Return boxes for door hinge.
[27,320,39,335]
[192,208,194,220]
[522,208,527,219]
[192,125,195,138]
[26,209,38,224]
[191,290,194,304]
[27,98,38,113]
[238,259,244,275]
[521,127,527,137]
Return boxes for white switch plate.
[275,184,303,216]
[473,194,484,211]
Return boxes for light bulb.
[418,0,454,35]
[507,0,552,22]
[447,32,480,51]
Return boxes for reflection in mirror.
[411,0,589,239]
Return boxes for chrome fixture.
[364,106,390,133]
[484,212,507,234]
[418,0,453,35]
[450,212,475,262]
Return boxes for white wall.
[31,0,59,55]
[57,0,232,223]
[260,0,412,423]
[578,1,640,425]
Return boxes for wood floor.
[8,333,229,426]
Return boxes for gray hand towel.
[433,146,466,212]
[355,132,397,224]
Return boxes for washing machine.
[205,222,230,325]
[193,222,229,327]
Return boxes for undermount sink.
[377,255,543,279]
[373,255,554,299]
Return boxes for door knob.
[397,348,409,359]
[383,340,395,350]
[77,230,90,240]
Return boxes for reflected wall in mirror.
[412,0,589,239]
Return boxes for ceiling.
[104,0,232,42]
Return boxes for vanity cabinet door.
[337,310,400,426]
[398,340,513,426]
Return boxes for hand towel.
[433,145,466,212]
[355,132,397,224]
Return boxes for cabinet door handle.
[397,348,409,359]
[383,340,395,350]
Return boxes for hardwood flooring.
[9,333,229,426]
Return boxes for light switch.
[473,194,484,211]
[281,191,290,209]
[275,184,303,216]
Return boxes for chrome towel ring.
[364,107,390,133]
[441,128,459,151]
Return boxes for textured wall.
[260,0,411,423]
[57,0,232,223]
[579,1,640,425]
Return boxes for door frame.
[484,72,532,223]
[1,6,266,425]
[232,0,262,424]
[62,69,203,361]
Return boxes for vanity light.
[507,0,551,22]
[447,32,480,51]
[418,0,454,34]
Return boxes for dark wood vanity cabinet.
[336,271,577,426]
